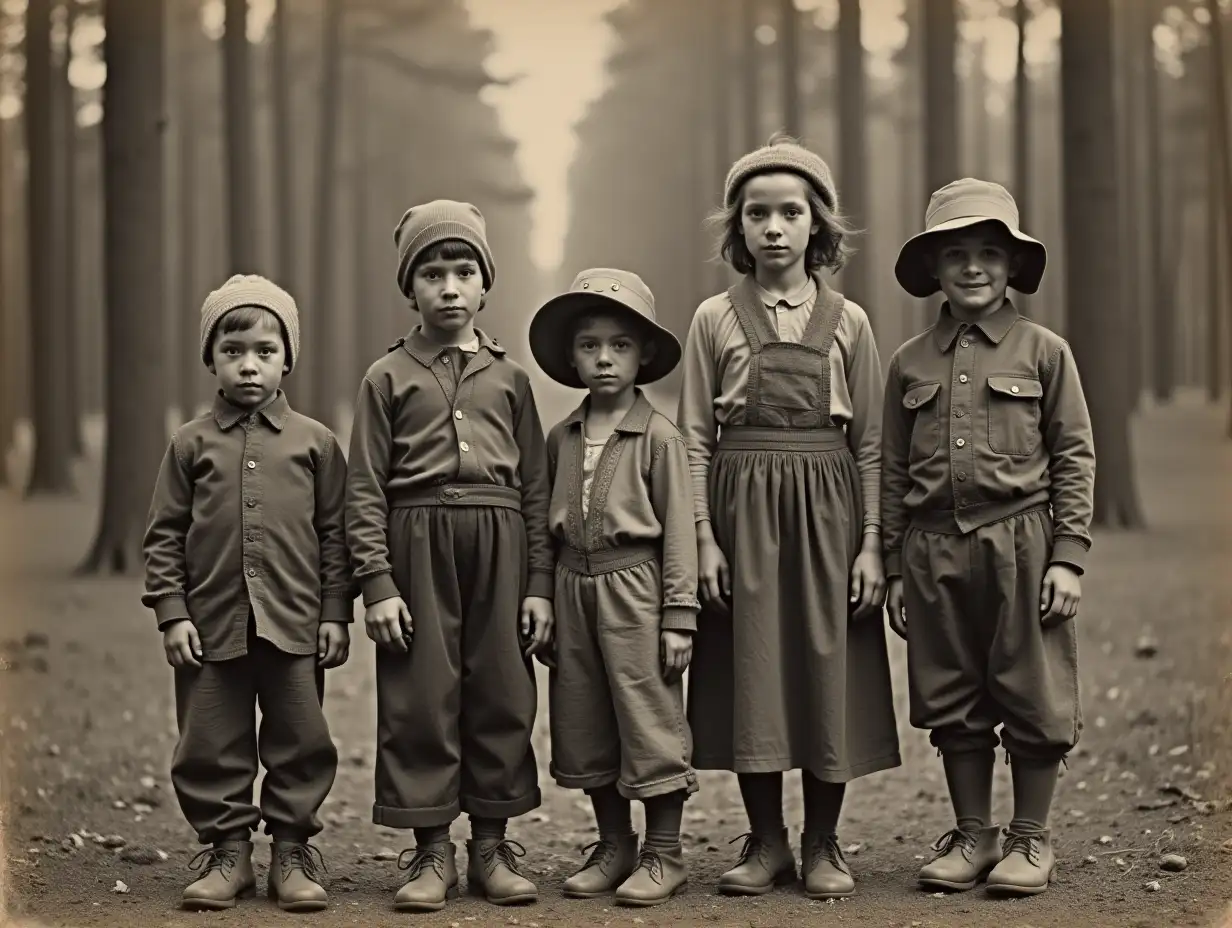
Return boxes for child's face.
[739,173,819,274]
[410,255,483,340]
[570,312,652,399]
[933,226,1021,316]
[209,312,287,409]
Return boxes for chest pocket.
[987,375,1043,456]
[902,381,941,461]
[747,343,828,428]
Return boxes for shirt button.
[246,498,256,507]
[246,460,256,469]
[441,356,450,364]
[459,441,470,453]
[955,438,966,448]
[959,374,969,384]
[957,472,967,482]
[954,409,964,418]
[454,410,463,420]
[960,339,970,348]
[246,568,256,577]
[246,534,255,542]
[1011,384,1020,394]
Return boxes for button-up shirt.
[881,302,1096,578]
[347,326,553,605]
[141,391,353,661]
[547,391,701,631]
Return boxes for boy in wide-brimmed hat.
[882,178,1096,897]
[530,268,699,907]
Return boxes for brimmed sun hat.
[894,178,1047,298]
[529,268,682,389]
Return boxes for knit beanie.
[724,136,838,211]
[393,199,497,298]
[199,273,301,372]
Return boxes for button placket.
[950,333,976,504]
[453,377,478,481]
[239,419,264,618]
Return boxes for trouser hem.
[373,801,460,830]
[460,788,542,820]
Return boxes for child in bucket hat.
[882,178,1096,898]
[530,269,699,907]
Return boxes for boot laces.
[188,845,239,879]
[577,839,619,873]
[480,838,528,875]
[397,844,447,881]
[1002,832,1043,866]
[728,832,771,867]
[633,847,666,884]
[930,828,978,863]
[277,842,327,881]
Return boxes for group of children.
[142,135,1096,914]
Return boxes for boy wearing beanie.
[346,200,554,911]
[142,273,353,912]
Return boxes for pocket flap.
[903,382,940,409]
[988,375,1043,399]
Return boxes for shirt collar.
[933,300,1020,352]
[563,389,655,435]
[753,275,817,309]
[212,389,290,431]
[398,325,506,368]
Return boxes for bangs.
[418,239,481,267]
[218,305,283,335]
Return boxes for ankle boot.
[717,829,796,895]
[268,841,329,912]
[615,844,688,907]
[801,832,855,899]
[917,825,1002,891]
[394,841,459,912]
[466,838,538,905]
[561,834,639,899]
[985,829,1056,897]
[181,840,256,911]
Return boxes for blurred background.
[0,0,1228,573]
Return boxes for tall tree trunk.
[1144,2,1174,403]
[743,0,759,150]
[59,0,83,454]
[270,0,295,292]
[177,0,204,422]
[779,0,799,137]
[1209,0,1232,434]
[83,0,168,572]
[350,59,375,392]
[224,0,257,271]
[971,37,989,177]
[1207,40,1225,402]
[922,0,958,194]
[24,0,75,495]
[712,0,734,291]
[1059,0,1144,527]
[0,116,10,486]
[1013,0,1031,316]
[837,0,868,314]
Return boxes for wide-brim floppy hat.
[529,268,682,389]
[894,178,1047,298]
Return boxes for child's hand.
[1040,564,1081,627]
[849,548,887,619]
[698,531,731,615]
[520,596,555,657]
[317,621,350,668]
[661,630,693,683]
[163,619,202,668]
[365,597,413,653]
[886,578,907,641]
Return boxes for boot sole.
[804,886,855,900]
[469,885,538,905]
[718,869,797,896]
[919,865,996,893]
[393,885,460,912]
[276,898,329,912]
[561,887,618,899]
[182,884,256,910]
[615,879,688,907]
[985,864,1056,897]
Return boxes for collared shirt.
[881,302,1096,577]
[676,278,884,528]
[347,326,553,605]
[547,391,701,631]
[141,391,353,661]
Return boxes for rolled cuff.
[320,594,354,624]
[1049,536,1089,574]
[361,571,401,607]
[661,607,698,632]
[153,595,191,629]
[525,569,554,601]
[884,549,903,579]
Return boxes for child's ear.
[639,341,658,367]
[206,362,216,374]
[1009,251,1024,275]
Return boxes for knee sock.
[643,790,686,850]
[1008,756,1060,835]
[801,772,846,837]
[586,784,634,838]
[469,817,507,841]
[737,772,784,837]
[941,748,996,832]
[413,825,452,847]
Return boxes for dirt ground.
[1,393,1230,928]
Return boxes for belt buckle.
[441,487,462,502]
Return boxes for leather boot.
[268,841,329,912]
[917,825,1003,891]
[716,829,796,895]
[985,829,1056,896]
[466,838,538,905]
[801,832,855,899]
[615,844,688,907]
[181,840,256,911]
[393,841,459,912]
[561,834,639,899]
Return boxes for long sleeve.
[845,309,884,531]
[648,434,701,632]
[880,354,913,579]
[141,434,194,628]
[315,432,355,622]
[514,379,555,600]
[346,377,399,606]
[676,307,720,524]
[1041,341,1096,572]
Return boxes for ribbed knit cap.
[724,136,838,210]
[393,199,496,298]
[200,273,301,372]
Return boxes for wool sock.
[942,748,996,832]
[737,772,785,838]
[469,817,507,841]
[413,825,451,847]
[802,772,846,837]
[1008,756,1060,835]
[586,784,635,838]
[643,790,686,850]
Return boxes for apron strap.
[726,277,777,354]
[803,281,847,422]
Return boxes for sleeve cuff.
[320,594,355,623]
[661,606,698,632]
[884,549,903,579]
[361,571,402,607]
[525,570,554,601]
[1049,536,1089,574]
[152,595,190,629]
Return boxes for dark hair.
[923,220,1021,269]
[413,239,482,271]
[215,305,289,354]
[567,304,653,349]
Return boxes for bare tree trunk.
[350,59,375,391]
[837,0,868,314]
[0,116,10,486]
[1060,0,1144,527]
[922,0,959,194]
[1207,41,1225,402]
[1144,2,1174,403]
[779,0,799,137]
[971,37,989,177]
[59,0,83,455]
[743,0,759,151]
[270,0,295,291]
[712,0,733,291]
[1013,0,1031,317]
[177,0,204,422]
[24,0,75,495]
[82,0,168,573]
[224,0,257,271]
[1209,0,1232,434]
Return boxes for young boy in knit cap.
[529,268,699,907]
[883,178,1096,897]
[142,273,353,913]
[347,200,554,911]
